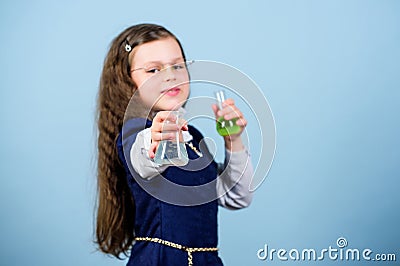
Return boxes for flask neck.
[215,90,226,110]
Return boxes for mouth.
[162,87,181,96]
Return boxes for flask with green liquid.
[215,90,241,136]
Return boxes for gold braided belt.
[135,237,218,266]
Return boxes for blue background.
[1,0,399,265]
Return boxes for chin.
[161,97,188,111]
[163,103,184,111]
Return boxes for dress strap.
[135,237,218,266]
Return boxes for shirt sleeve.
[129,128,170,180]
[217,148,254,210]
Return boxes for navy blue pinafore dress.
[116,118,224,266]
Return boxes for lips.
[162,87,181,96]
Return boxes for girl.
[96,23,254,265]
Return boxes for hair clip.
[125,43,132,52]
[124,39,132,52]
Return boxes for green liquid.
[216,117,241,136]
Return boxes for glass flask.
[154,111,189,166]
[215,90,241,136]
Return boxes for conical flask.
[215,90,241,136]
[154,111,189,166]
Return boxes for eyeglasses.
[130,60,194,74]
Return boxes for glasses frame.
[130,60,194,74]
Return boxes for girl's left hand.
[212,98,247,143]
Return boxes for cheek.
[134,76,157,101]
[182,83,190,97]
[130,69,152,88]
[138,88,156,104]
[132,76,144,88]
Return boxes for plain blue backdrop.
[0,0,399,265]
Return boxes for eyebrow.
[140,57,185,66]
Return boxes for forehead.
[131,37,183,66]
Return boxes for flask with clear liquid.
[154,111,189,166]
[215,90,241,136]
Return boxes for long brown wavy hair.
[95,23,186,258]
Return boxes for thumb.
[211,103,219,118]
[148,141,159,159]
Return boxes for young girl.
[96,23,254,266]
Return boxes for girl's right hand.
[149,111,188,159]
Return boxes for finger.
[151,123,177,134]
[219,103,242,119]
[151,132,176,142]
[176,118,188,129]
[152,116,183,133]
[217,104,234,118]
[235,118,247,127]
[211,104,219,118]
[153,111,178,123]
[148,141,158,159]
[159,123,181,132]
[218,100,235,114]
[222,98,235,107]
[224,108,243,120]
[180,120,189,131]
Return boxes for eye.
[145,66,161,73]
[172,63,186,70]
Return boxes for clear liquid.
[216,117,241,136]
[154,140,189,166]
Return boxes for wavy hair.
[95,23,186,258]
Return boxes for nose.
[163,65,176,82]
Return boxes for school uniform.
[117,117,253,266]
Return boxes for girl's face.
[130,37,190,112]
